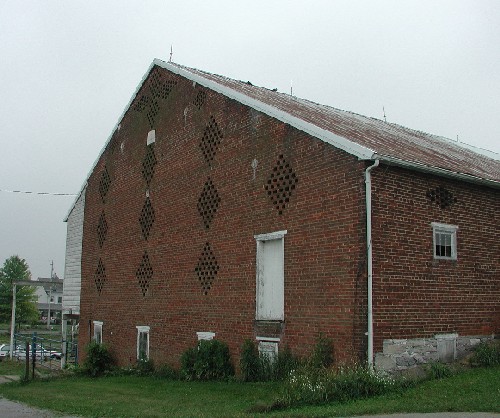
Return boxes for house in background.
[34,276,63,325]
[65,59,499,373]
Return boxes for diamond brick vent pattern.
[94,259,106,295]
[265,154,299,214]
[193,90,207,109]
[142,144,157,186]
[98,167,111,203]
[136,251,153,297]
[197,178,221,229]
[133,67,177,128]
[199,116,223,165]
[195,242,219,295]
[427,186,457,209]
[139,197,155,240]
[97,211,108,248]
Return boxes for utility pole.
[9,284,16,359]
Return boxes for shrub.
[309,333,334,369]
[136,358,155,376]
[470,341,500,367]
[82,341,115,377]
[271,345,301,381]
[181,339,234,381]
[239,340,301,382]
[240,339,260,382]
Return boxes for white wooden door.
[257,238,284,320]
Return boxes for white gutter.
[365,159,379,368]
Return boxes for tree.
[0,255,38,324]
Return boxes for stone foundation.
[375,334,494,372]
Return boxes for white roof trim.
[154,59,376,161]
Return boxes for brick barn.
[64,59,499,372]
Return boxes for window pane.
[138,332,148,360]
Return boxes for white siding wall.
[62,187,86,315]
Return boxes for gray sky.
[1,0,499,280]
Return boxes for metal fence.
[13,332,78,379]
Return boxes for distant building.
[35,276,63,324]
[64,59,499,373]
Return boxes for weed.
[470,341,500,367]
[428,362,452,379]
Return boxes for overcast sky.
[0,0,499,280]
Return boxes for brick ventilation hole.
[136,251,153,297]
[194,242,219,295]
[427,186,457,209]
[199,116,223,165]
[146,100,160,129]
[133,67,177,128]
[97,211,108,248]
[193,90,207,110]
[94,259,106,295]
[265,154,299,214]
[139,197,155,240]
[98,167,111,203]
[197,178,221,229]
[142,144,157,186]
[133,95,151,113]
[149,68,177,100]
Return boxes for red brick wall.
[371,166,499,352]
[80,66,368,368]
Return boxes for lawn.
[0,363,498,417]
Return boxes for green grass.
[0,359,25,375]
[0,365,498,417]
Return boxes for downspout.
[365,159,379,368]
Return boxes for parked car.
[12,344,57,361]
[0,344,11,360]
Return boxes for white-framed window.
[431,222,458,260]
[257,337,280,363]
[254,230,287,321]
[196,332,215,341]
[136,326,150,361]
[93,321,103,344]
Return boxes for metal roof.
[65,59,500,221]
[159,60,499,187]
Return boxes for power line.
[0,188,76,196]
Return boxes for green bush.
[240,339,260,382]
[239,340,300,382]
[181,339,234,381]
[136,358,155,376]
[82,341,115,377]
[309,333,334,369]
[470,341,500,367]
[271,345,301,381]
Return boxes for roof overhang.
[376,155,500,189]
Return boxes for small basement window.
[431,223,458,260]
[136,326,150,361]
[93,321,103,344]
[257,337,280,363]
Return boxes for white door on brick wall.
[256,238,284,320]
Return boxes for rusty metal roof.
[160,60,499,187]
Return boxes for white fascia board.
[154,59,375,161]
[378,155,500,189]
